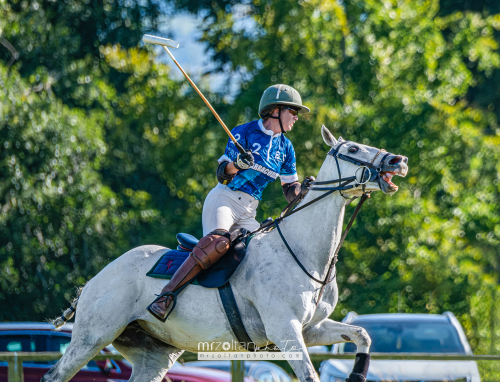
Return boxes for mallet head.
[142,34,179,49]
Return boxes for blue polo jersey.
[218,119,298,201]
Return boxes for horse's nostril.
[389,155,402,165]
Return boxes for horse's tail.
[50,287,83,330]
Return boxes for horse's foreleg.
[303,318,371,351]
[303,319,371,382]
[262,318,319,382]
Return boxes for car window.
[341,321,465,353]
[46,336,100,371]
[47,335,71,354]
[0,333,100,370]
[0,334,45,352]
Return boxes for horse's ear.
[321,125,338,147]
[338,136,345,143]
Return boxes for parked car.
[307,346,329,353]
[185,361,291,382]
[0,322,251,382]
[320,312,481,382]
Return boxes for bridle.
[314,140,391,196]
[254,141,394,306]
[261,140,391,221]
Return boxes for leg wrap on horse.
[346,353,370,382]
[147,229,231,322]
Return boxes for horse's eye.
[348,146,359,153]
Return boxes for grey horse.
[43,126,408,382]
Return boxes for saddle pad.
[146,249,201,285]
[146,239,249,288]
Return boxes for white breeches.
[202,184,260,235]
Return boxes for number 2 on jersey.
[230,134,260,156]
[252,143,261,156]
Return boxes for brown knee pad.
[192,229,231,270]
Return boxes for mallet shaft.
[162,46,245,154]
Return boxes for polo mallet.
[142,34,245,154]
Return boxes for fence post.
[8,352,23,382]
[231,360,244,382]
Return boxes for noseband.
[255,141,395,307]
[311,141,391,197]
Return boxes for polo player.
[147,84,315,321]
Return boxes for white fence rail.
[1,352,499,382]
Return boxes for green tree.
[2,1,500,376]
[0,0,230,319]
[0,0,160,91]
[168,0,500,358]
[96,45,227,244]
[0,40,233,318]
[0,65,137,319]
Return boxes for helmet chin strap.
[269,106,286,134]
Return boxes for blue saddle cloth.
[146,249,192,279]
[146,233,250,288]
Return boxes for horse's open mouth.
[379,171,406,192]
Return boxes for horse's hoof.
[346,374,366,382]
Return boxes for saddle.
[147,229,266,351]
[146,228,251,288]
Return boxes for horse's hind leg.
[42,310,128,382]
[112,321,184,382]
[41,332,119,382]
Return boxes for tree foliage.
[1,0,500,371]
[170,0,500,357]
[0,66,131,318]
[0,0,224,319]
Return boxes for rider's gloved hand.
[234,151,255,170]
[300,176,316,195]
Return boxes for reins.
[252,141,391,306]
[274,193,368,287]
[315,192,368,304]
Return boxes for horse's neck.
[279,156,347,279]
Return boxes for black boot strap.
[152,291,175,303]
[209,229,231,241]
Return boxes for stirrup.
[147,292,177,323]
[152,291,175,303]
